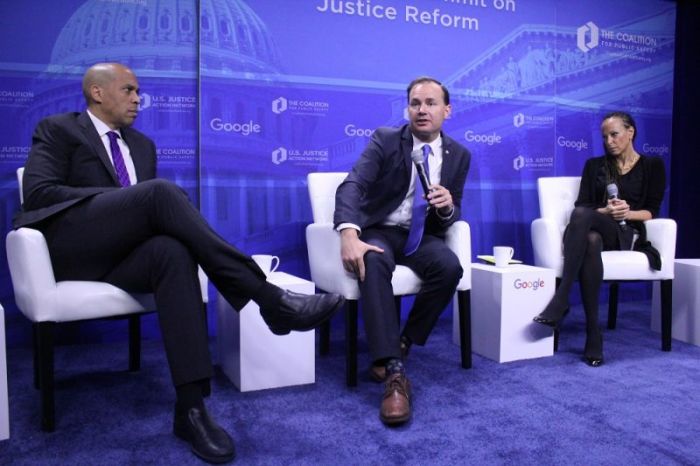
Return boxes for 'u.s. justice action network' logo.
[577,21,599,53]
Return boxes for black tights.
[541,207,619,357]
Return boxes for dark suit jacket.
[14,111,156,228]
[334,125,471,236]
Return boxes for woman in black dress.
[533,111,666,366]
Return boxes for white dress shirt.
[338,134,446,233]
[86,109,138,185]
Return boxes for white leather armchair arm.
[445,220,472,291]
[531,217,564,274]
[305,223,360,299]
[644,218,677,279]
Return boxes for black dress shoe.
[260,291,345,335]
[174,404,235,464]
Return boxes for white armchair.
[7,167,208,431]
[531,176,676,350]
[306,172,472,387]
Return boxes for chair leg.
[346,300,358,387]
[128,315,141,372]
[36,322,55,432]
[607,282,619,330]
[457,290,472,369]
[319,320,331,355]
[394,296,402,323]
[660,279,673,352]
[32,324,40,389]
[553,278,563,352]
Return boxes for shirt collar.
[411,133,442,154]
[86,109,122,139]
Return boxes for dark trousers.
[359,226,462,362]
[38,179,267,386]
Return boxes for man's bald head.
[82,63,131,104]
[82,62,141,129]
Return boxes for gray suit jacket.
[334,124,471,236]
[14,111,156,228]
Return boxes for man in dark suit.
[334,77,471,425]
[16,62,344,463]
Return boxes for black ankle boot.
[583,331,604,367]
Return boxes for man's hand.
[340,228,384,282]
[426,184,453,215]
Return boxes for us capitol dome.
[49,0,278,73]
[25,0,280,125]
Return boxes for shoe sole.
[173,425,235,464]
[269,295,346,335]
[380,412,411,425]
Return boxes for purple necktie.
[404,144,431,255]
[106,131,131,187]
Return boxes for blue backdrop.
[0,0,676,346]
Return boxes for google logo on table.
[513,278,545,291]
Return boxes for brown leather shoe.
[379,373,411,425]
[369,341,410,382]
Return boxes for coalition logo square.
[271,96,330,116]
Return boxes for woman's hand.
[607,198,630,222]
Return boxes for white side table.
[455,263,554,363]
[1,304,9,440]
[651,259,700,345]
[217,272,316,392]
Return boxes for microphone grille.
[606,183,618,197]
[411,149,424,164]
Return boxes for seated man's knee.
[440,251,463,283]
[141,178,188,200]
[147,235,196,268]
[364,249,394,273]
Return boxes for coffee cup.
[252,254,280,276]
[493,246,514,268]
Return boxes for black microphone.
[411,148,432,196]
[606,183,626,227]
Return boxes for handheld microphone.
[606,183,626,227]
[411,149,432,196]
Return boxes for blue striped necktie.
[107,131,131,187]
[404,144,431,255]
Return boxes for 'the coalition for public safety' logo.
[271,96,330,116]
[513,113,525,128]
[272,97,288,114]
[577,21,599,53]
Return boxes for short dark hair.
[406,77,450,105]
[603,111,637,141]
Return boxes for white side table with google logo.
[454,263,555,363]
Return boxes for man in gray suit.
[17,63,344,464]
[334,77,471,425]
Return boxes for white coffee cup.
[493,246,514,268]
[252,254,280,276]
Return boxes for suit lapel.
[400,125,414,179]
[121,127,149,182]
[440,133,458,187]
[77,111,121,186]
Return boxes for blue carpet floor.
[1,300,700,465]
